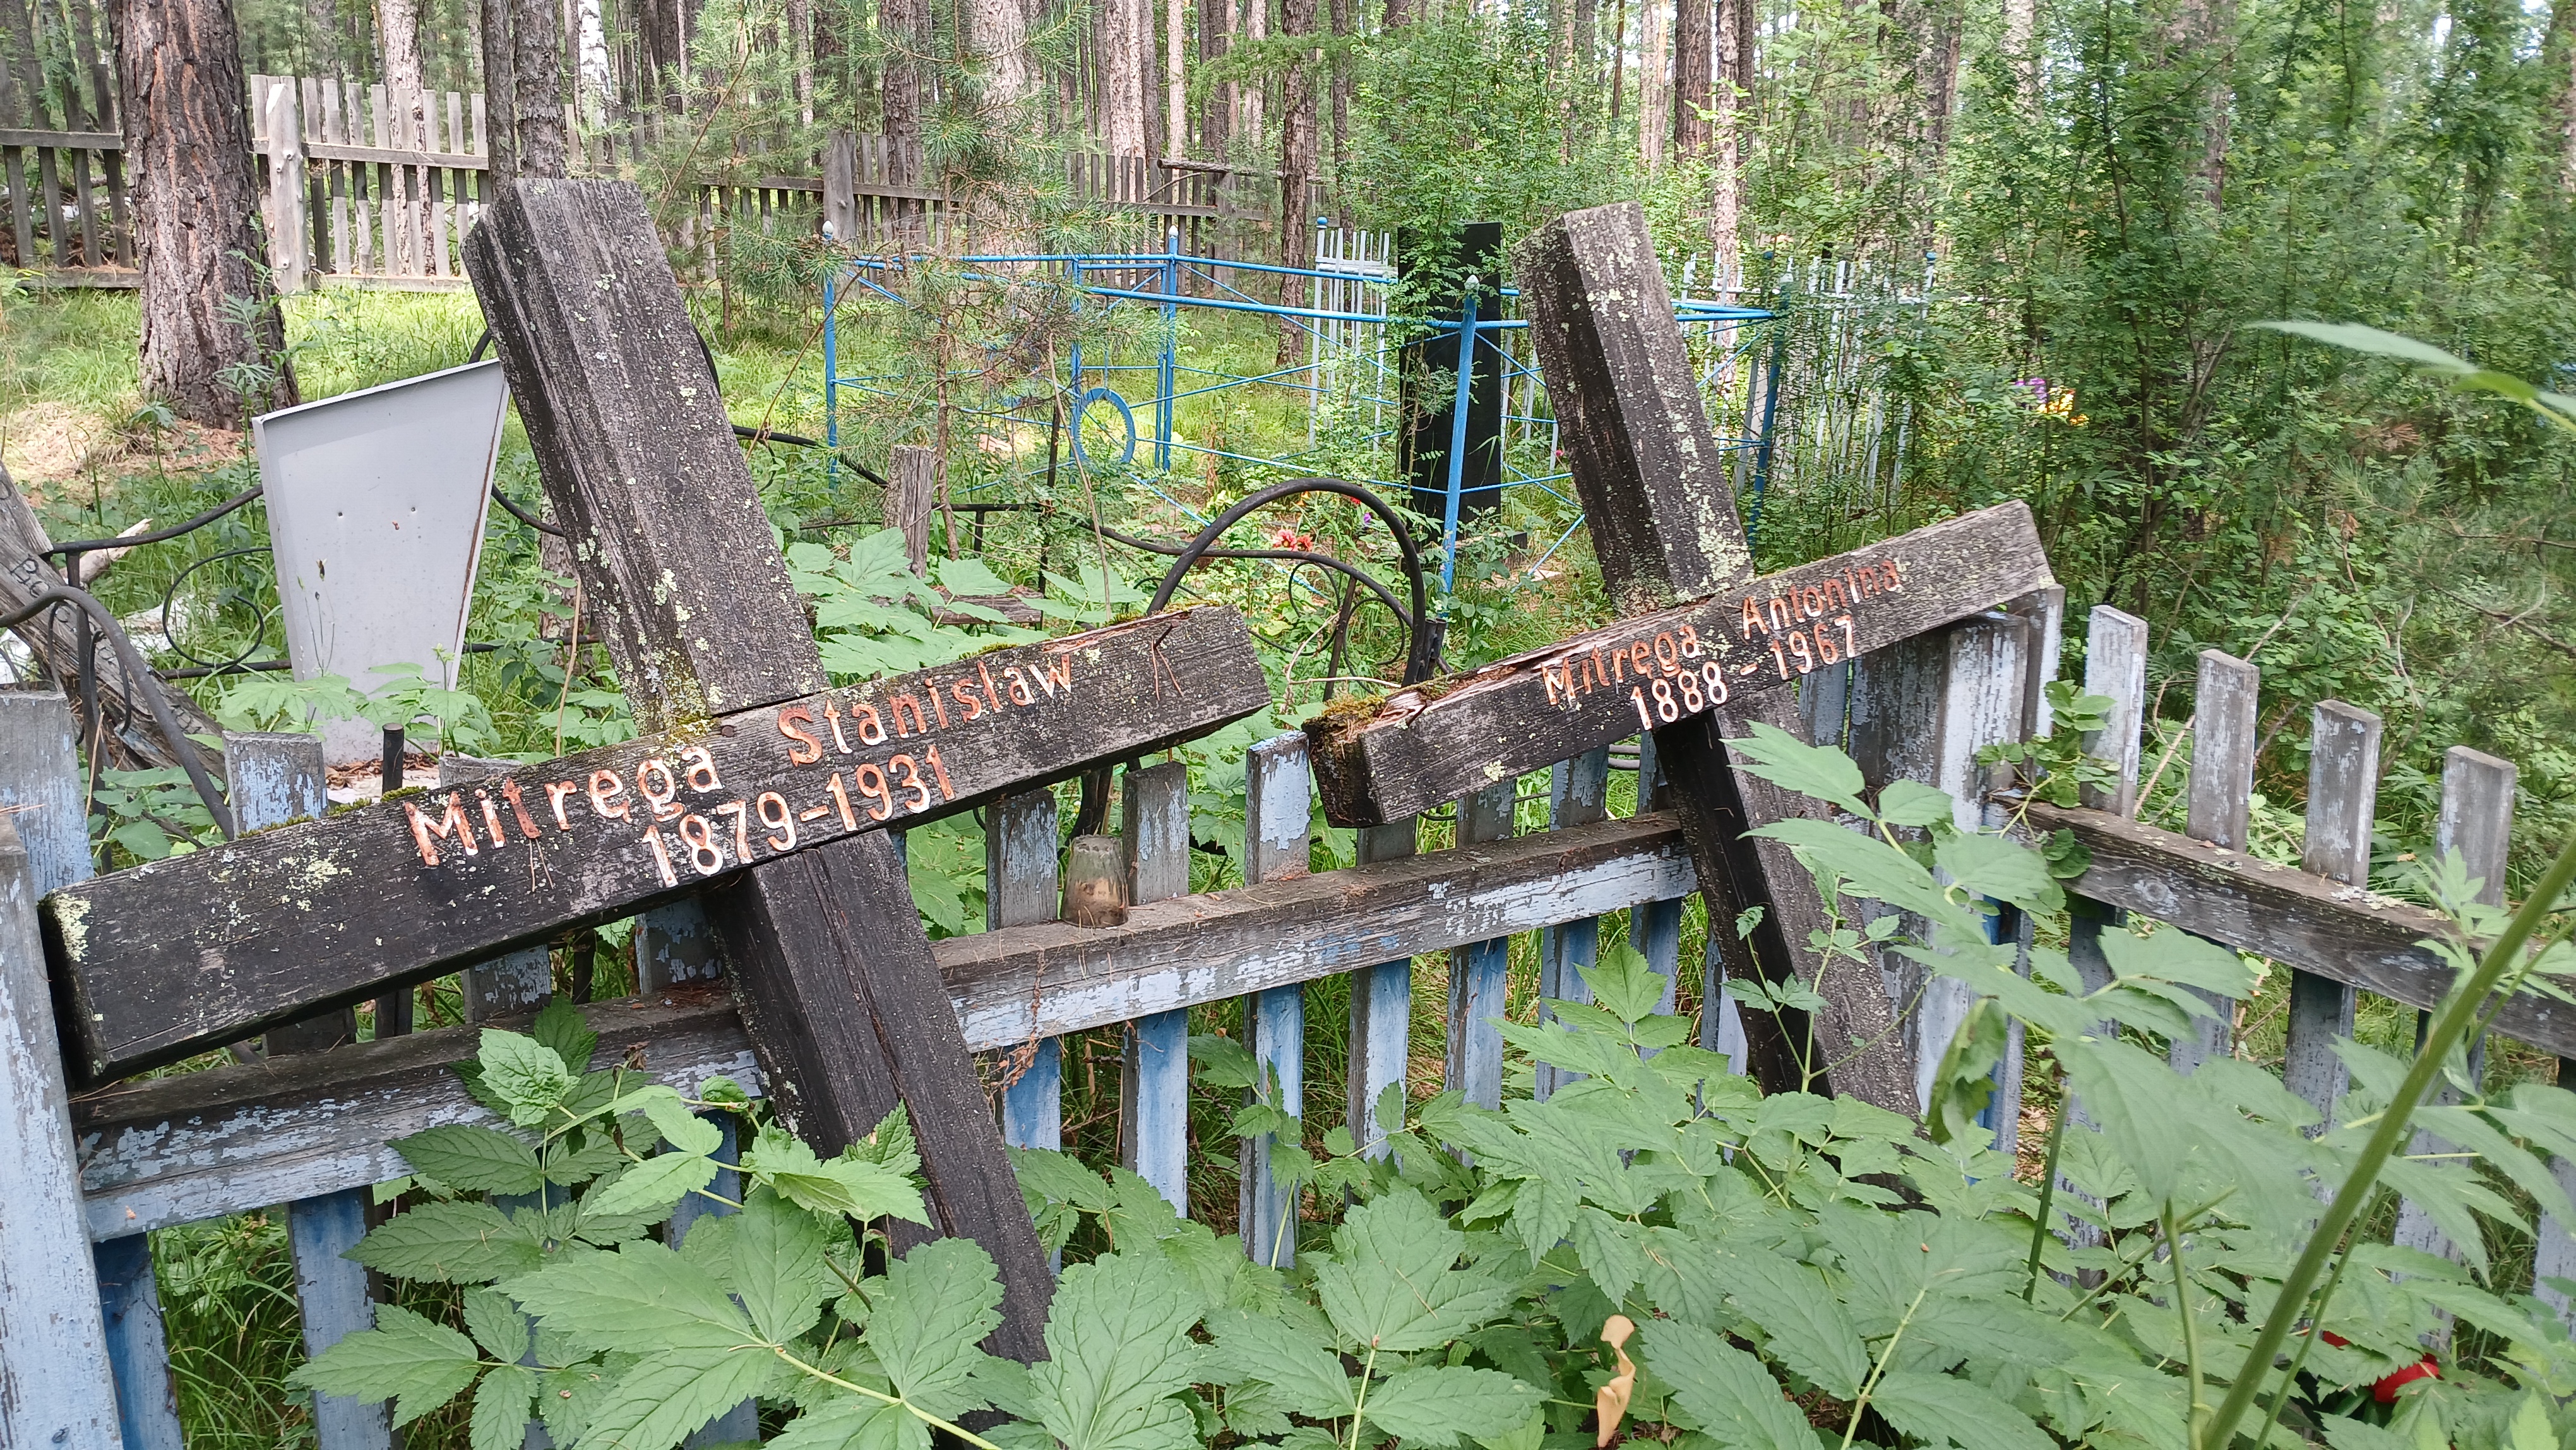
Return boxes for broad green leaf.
[1208,1309,1354,1420]
[1572,1206,1645,1305]
[539,1363,616,1446]
[470,1363,538,1450]
[2099,926,2258,999]
[583,1150,720,1221]
[768,1393,927,1450]
[1724,723,1869,817]
[532,998,600,1076]
[573,1347,780,1450]
[748,1130,930,1225]
[1709,1254,1868,1399]
[1008,1146,1120,1215]
[1868,1370,2054,1450]
[286,1302,480,1426]
[462,1286,532,1363]
[2509,1393,2555,1450]
[730,1188,837,1344]
[393,1125,544,1196]
[1875,779,1955,829]
[933,554,1015,597]
[1188,1033,1261,1090]
[1313,1189,1515,1351]
[1029,1252,1207,1450]
[2317,1413,2414,1450]
[866,1237,1005,1420]
[1638,1318,1820,1449]
[1745,818,1964,927]
[644,1097,725,1157]
[1930,830,2063,914]
[480,1029,577,1126]
[350,1201,543,1284]
[1359,1366,1544,1448]
[1578,942,1667,1026]
[507,1238,755,1354]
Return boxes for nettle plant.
[301,732,2576,1450]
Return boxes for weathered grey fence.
[7,69,1261,291]
[3,589,2565,1449]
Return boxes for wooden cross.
[1305,201,2057,1114]
[41,181,1273,1359]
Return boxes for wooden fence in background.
[0,69,1275,291]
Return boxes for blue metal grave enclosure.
[818,233,1782,589]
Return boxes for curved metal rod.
[1091,520,1414,630]
[490,486,568,537]
[46,484,265,566]
[0,587,237,839]
[1075,476,1438,835]
[158,546,277,673]
[1144,477,1437,686]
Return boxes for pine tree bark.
[481,0,518,179]
[1638,0,1667,167]
[1328,0,1348,174]
[1236,0,1263,143]
[882,0,922,186]
[1199,0,1229,153]
[1708,0,1738,265]
[1103,0,1147,153]
[1275,0,1313,359]
[513,0,566,175]
[1672,0,1707,153]
[1169,0,1188,154]
[970,0,1034,109]
[117,0,299,424]
[378,0,429,267]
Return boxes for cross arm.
[1306,501,2054,825]
[44,606,1269,1084]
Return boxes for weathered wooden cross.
[1306,202,2058,1114]
[40,181,1273,1358]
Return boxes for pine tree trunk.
[513,0,566,174]
[1103,0,1145,153]
[1639,0,1666,167]
[970,0,1034,109]
[1237,0,1262,143]
[1200,0,1228,153]
[1672,0,1707,153]
[1167,0,1186,154]
[117,0,298,424]
[1275,0,1313,359]
[481,0,518,178]
[1707,0,1738,270]
[2004,0,2034,105]
[881,0,924,186]
[1729,0,1753,102]
[305,0,343,71]
[378,0,427,267]
[1328,0,1347,174]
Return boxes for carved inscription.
[1534,553,1907,729]
[402,649,1082,884]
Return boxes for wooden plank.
[439,755,555,1022]
[2284,702,2378,1131]
[48,605,1268,1081]
[0,126,118,147]
[225,731,390,1447]
[2171,649,2258,1076]
[992,790,1063,1150]
[1306,502,2054,828]
[1119,760,1193,1211]
[2080,606,2148,816]
[465,177,1078,1363]
[1510,200,1751,613]
[1442,781,1518,1109]
[78,816,1695,1235]
[1240,733,1309,1268]
[1534,747,1607,1101]
[0,696,121,1450]
[2394,747,2515,1278]
[1346,815,1414,1156]
[2013,798,2576,1052]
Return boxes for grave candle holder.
[1062,835,1128,926]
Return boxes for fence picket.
[2286,702,2380,1132]
[1240,733,1311,1267]
[1347,816,1416,1156]
[1443,780,1518,1109]
[993,789,1064,1151]
[1119,760,1194,1211]
[2393,748,2517,1289]
[2171,649,2258,1076]
[1535,747,1609,1101]
[0,690,122,1450]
